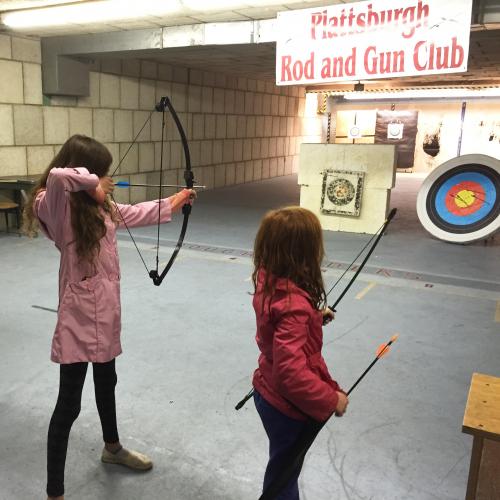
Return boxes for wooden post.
[465,436,483,500]
[462,373,500,500]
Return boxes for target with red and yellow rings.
[417,155,500,243]
[445,182,485,216]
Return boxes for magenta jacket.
[252,271,342,422]
[34,167,172,364]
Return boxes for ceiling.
[0,0,360,36]
[1,0,500,90]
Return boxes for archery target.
[348,125,362,139]
[320,169,364,216]
[387,122,404,139]
[416,154,500,243]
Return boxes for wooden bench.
[462,372,500,500]
[0,201,20,232]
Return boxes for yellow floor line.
[356,282,376,300]
[495,301,500,322]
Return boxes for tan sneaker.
[101,447,153,471]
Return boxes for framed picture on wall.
[320,169,365,216]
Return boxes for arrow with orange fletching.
[345,334,399,397]
[259,334,400,500]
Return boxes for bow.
[234,207,398,411]
[110,96,194,286]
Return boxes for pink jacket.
[252,271,342,422]
[34,167,172,364]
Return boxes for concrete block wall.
[0,32,320,217]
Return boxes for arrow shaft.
[346,340,392,396]
[115,182,205,189]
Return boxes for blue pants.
[254,390,308,500]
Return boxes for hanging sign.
[276,0,473,85]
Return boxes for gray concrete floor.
[0,174,499,500]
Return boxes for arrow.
[259,335,399,500]
[115,181,206,189]
[449,192,491,206]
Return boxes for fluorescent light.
[2,0,182,28]
[1,0,316,29]
[342,88,500,100]
[183,0,310,7]
[183,0,248,9]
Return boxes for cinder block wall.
[0,32,321,218]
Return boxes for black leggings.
[46,360,119,497]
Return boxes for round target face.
[327,179,355,206]
[349,125,361,138]
[388,122,404,139]
[417,154,500,243]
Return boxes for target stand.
[416,154,500,244]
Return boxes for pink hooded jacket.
[34,167,172,364]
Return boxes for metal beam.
[41,28,162,95]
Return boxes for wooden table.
[0,177,36,230]
[462,373,500,500]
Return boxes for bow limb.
[328,208,397,311]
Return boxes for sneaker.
[101,447,153,471]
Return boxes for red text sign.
[276,0,473,85]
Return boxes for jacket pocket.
[54,279,99,359]
[94,277,121,341]
[59,278,98,324]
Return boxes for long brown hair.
[252,206,326,309]
[23,134,115,263]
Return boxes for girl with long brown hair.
[251,206,348,500]
[24,134,195,500]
